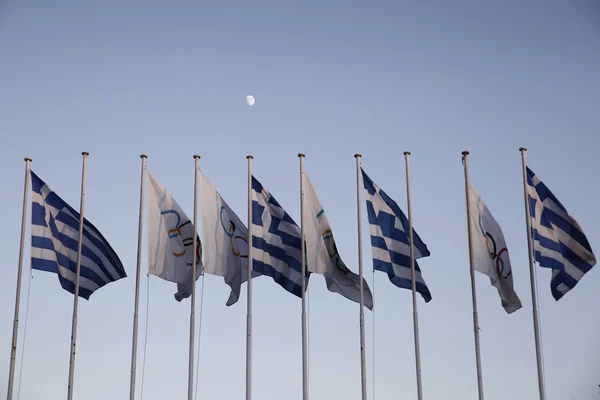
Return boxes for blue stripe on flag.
[251,175,309,297]
[526,166,596,300]
[361,167,432,302]
[30,171,126,299]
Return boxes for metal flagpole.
[354,154,368,400]
[403,151,423,400]
[298,153,309,400]
[519,147,546,400]
[129,154,147,400]
[67,151,89,400]
[188,155,200,400]
[246,155,254,400]
[461,151,485,400]
[6,158,31,400]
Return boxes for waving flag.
[200,170,260,306]
[361,168,432,302]
[147,172,202,301]
[30,171,126,299]
[526,166,596,300]
[251,175,309,297]
[468,181,522,313]
[304,171,372,309]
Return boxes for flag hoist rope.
[15,270,33,400]
[372,266,375,400]
[139,275,151,400]
[194,274,206,400]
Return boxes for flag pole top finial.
[354,153,362,158]
[519,147,527,152]
[140,154,147,159]
[403,151,411,156]
[462,150,469,156]
[82,151,89,156]
[24,157,32,162]
[193,154,201,159]
[247,155,253,160]
[298,153,305,158]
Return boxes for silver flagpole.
[246,155,254,400]
[6,157,32,400]
[403,151,423,400]
[188,154,200,400]
[461,151,484,400]
[354,154,368,400]
[67,151,89,400]
[298,153,309,400]
[129,154,147,400]
[519,147,546,400]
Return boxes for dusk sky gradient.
[1,1,599,399]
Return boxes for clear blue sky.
[1,1,598,399]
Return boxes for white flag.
[468,181,521,313]
[304,172,373,309]
[148,172,202,301]
[200,170,259,306]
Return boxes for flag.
[526,166,596,300]
[304,171,373,309]
[200,170,261,306]
[30,171,126,299]
[468,181,522,313]
[361,168,432,302]
[251,175,309,297]
[147,172,202,301]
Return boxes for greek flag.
[30,171,126,299]
[251,175,309,297]
[361,168,432,302]
[526,166,596,300]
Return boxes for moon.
[246,95,255,106]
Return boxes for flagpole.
[6,158,32,400]
[298,153,309,400]
[519,147,546,400]
[188,154,200,400]
[403,151,423,400]
[67,151,89,400]
[461,151,485,400]
[246,155,254,400]
[129,154,147,400]
[354,154,368,400]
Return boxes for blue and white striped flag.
[361,168,432,302]
[526,166,596,300]
[251,176,309,297]
[30,171,126,299]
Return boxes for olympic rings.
[235,235,248,258]
[479,211,511,280]
[220,206,235,238]
[160,209,201,264]
[496,248,511,278]
[219,206,249,259]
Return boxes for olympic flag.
[467,181,522,313]
[147,172,202,301]
[303,171,373,309]
[200,169,260,306]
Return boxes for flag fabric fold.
[147,172,202,301]
[200,170,260,306]
[526,166,596,300]
[251,175,309,297]
[361,167,432,302]
[468,181,522,313]
[30,170,126,299]
[304,172,373,309]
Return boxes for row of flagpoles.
[6,148,596,400]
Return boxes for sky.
[1,1,599,399]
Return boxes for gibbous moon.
[246,95,255,106]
